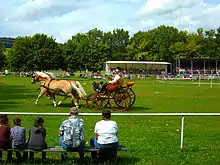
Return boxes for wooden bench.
[1,145,127,152]
[0,145,127,162]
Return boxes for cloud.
[130,0,220,32]
[1,0,220,43]
[10,0,94,21]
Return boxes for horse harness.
[40,78,71,95]
[40,79,56,92]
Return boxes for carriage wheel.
[100,95,109,109]
[108,90,131,111]
[86,93,102,110]
[108,91,117,111]
[114,91,131,111]
[127,88,136,107]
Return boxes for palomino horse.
[40,71,87,98]
[31,72,87,107]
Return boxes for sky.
[1,0,220,43]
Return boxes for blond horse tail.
[75,80,87,97]
[69,81,84,99]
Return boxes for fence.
[1,112,220,150]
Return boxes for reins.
[40,79,54,90]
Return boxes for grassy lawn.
[0,76,220,165]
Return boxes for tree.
[8,34,63,71]
[5,25,220,72]
[201,29,216,58]
[184,33,202,59]
[64,33,89,72]
[64,30,111,72]
[0,44,6,70]
[127,26,182,62]
[169,31,202,60]
[103,29,130,60]
[127,31,155,60]
[169,42,187,59]
[215,26,220,59]
[8,36,31,71]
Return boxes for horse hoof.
[35,102,38,104]
[58,101,62,105]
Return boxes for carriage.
[86,78,136,111]
[31,71,136,110]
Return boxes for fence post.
[180,116,185,150]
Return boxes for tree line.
[1,25,220,72]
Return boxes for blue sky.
[1,0,220,43]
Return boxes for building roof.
[106,61,171,65]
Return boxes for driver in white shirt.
[108,68,121,84]
[100,67,121,92]
[90,109,119,161]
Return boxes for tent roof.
[106,61,171,65]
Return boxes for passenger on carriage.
[100,67,121,92]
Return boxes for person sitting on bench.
[0,115,12,162]
[90,109,119,163]
[11,117,28,162]
[58,107,85,163]
[27,117,47,161]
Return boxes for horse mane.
[43,72,54,79]
[35,71,54,79]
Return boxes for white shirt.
[94,120,118,144]
[108,74,120,84]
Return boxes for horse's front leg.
[57,96,68,106]
[51,95,57,107]
[35,88,47,104]
[46,90,53,99]
[72,98,79,108]
[70,93,79,108]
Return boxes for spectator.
[11,117,28,161]
[90,109,119,162]
[0,115,12,161]
[58,107,85,162]
[27,117,47,161]
[4,70,8,76]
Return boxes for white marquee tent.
[105,61,171,75]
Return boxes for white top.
[108,74,120,84]
[94,120,118,144]
[106,61,171,65]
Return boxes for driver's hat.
[115,68,120,73]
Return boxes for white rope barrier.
[1,112,220,116]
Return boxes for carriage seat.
[106,78,124,91]
[117,78,124,85]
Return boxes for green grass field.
[0,76,220,165]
